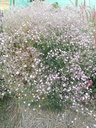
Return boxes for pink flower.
[83,80,93,89]
[15,50,21,55]
[21,52,29,57]
[94,95,96,99]
[87,80,93,87]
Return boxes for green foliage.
[52,2,59,8]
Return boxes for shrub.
[1,1,96,110]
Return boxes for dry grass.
[0,0,10,10]
[18,107,96,128]
[0,97,21,128]
[0,100,96,128]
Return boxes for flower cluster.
[1,1,96,110]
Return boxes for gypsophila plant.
[1,1,96,110]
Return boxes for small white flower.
[38,105,41,108]
[72,120,74,124]
[23,101,26,104]
[93,124,96,127]
[33,108,36,111]
[24,65,27,68]
[28,103,31,106]
[16,71,19,75]
[24,94,27,97]
[2,93,4,96]
[86,126,89,128]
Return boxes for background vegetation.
[0,0,10,10]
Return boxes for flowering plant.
[1,1,96,110]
